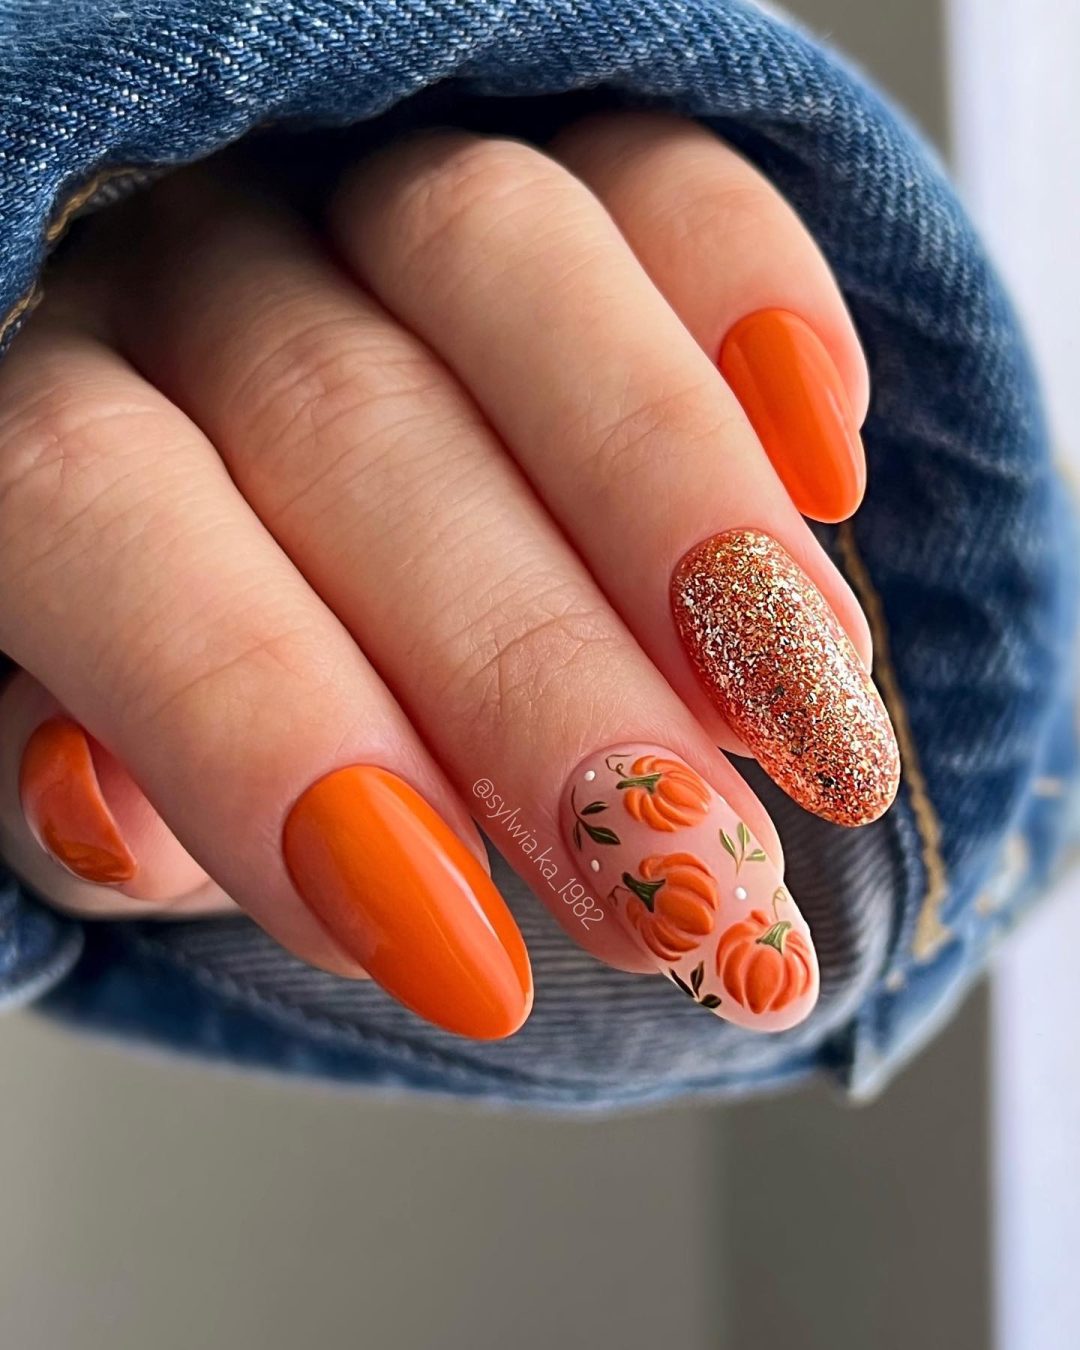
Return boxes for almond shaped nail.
[283,765,533,1039]
[720,309,865,524]
[672,529,900,826]
[19,716,138,885]
[561,745,819,1032]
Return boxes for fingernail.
[560,745,818,1031]
[673,529,899,825]
[720,309,865,523]
[283,765,533,1039]
[19,717,138,885]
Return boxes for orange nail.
[19,717,138,885]
[719,309,865,524]
[283,766,533,1039]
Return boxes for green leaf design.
[721,821,765,873]
[570,785,619,848]
[668,964,719,1009]
[669,970,696,1000]
[583,823,620,846]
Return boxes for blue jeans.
[0,0,1074,1109]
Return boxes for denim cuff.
[0,0,1075,1108]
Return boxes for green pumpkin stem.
[615,773,663,794]
[622,871,665,912]
[756,920,792,953]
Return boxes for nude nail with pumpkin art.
[560,745,819,1032]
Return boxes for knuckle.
[670,175,786,260]
[452,570,621,728]
[384,137,564,277]
[0,378,161,550]
[229,310,447,487]
[128,609,333,738]
[567,375,727,497]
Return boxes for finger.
[0,313,530,1036]
[551,111,869,524]
[114,182,820,1029]
[330,135,898,826]
[0,669,221,916]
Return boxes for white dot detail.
[734,886,748,901]
[590,859,600,873]
[584,770,596,781]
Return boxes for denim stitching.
[837,521,950,963]
[0,164,143,355]
[0,282,41,348]
[45,164,142,244]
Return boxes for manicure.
[720,308,865,524]
[19,717,138,885]
[283,765,533,1039]
[561,745,819,1032]
[672,528,900,826]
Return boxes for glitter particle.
[671,529,900,826]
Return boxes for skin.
[0,113,873,992]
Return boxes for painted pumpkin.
[715,909,814,1014]
[621,852,718,961]
[618,755,710,832]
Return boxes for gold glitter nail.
[671,529,900,826]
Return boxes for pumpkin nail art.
[715,903,815,1015]
[561,744,819,1032]
[671,529,900,826]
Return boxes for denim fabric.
[0,0,1075,1108]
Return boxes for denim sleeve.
[0,0,1075,1109]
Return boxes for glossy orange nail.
[19,717,138,885]
[283,766,533,1039]
[720,308,865,523]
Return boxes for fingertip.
[4,684,208,904]
[19,717,139,887]
[552,112,872,493]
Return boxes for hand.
[0,113,898,1037]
